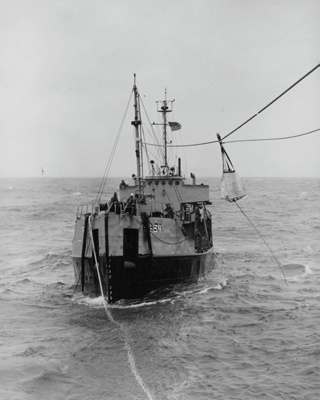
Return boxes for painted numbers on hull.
[150,223,162,233]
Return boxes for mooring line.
[100,302,154,400]
[88,217,154,400]
[234,201,288,286]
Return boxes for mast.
[131,74,142,193]
[162,89,169,169]
[157,89,173,174]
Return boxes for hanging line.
[221,62,320,141]
[217,133,235,172]
[143,126,320,148]
[87,215,154,400]
[143,62,320,149]
[234,201,288,286]
[217,133,246,202]
[221,127,320,144]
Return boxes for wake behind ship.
[72,77,214,303]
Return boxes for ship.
[71,76,214,303]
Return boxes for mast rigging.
[131,74,143,194]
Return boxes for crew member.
[164,203,174,218]
[109,192,119,212]
[126,193,136,215]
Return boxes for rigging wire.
[222,62,320,141]
[222,128,320,144]
[143,62,320,149]
[144,137,218,148]
[96,90,133,200]
[234,201,288,286]
[173,181,184,204]
[140,121,164,169]
[143,126,320,148]
[140,125,151,169]
[139,92,165,162]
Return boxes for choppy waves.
[1,177,319,400]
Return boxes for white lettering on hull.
[150,223,162,233]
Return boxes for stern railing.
[76,199,100,219]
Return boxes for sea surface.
[1,177,319,400]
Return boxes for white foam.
[220,278,228,288]
[199,279,228,293]
[199,286,214,294]
[303,265,312,276]
[286,264,313,282]
[74,294,175,309]
[110,297,174,309]
[85,296,105,307]
[72,294,105,308]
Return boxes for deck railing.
[76,199,100,219]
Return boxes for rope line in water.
[87,218,154,400]
[102,304,154,400]
[234,201,288,286]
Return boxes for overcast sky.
[1,0,319,178]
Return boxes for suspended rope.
[215,135,287,286]
[222,128,320,144]
[88,216,104,296]
[222,62,320,141]
[144,137,219,148]
[234,201,288,286]
[150,233,188,245]
[143,126,320,148]
[87,215,154,400]
[143,62,320,149]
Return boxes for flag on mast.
[168,122,182,131]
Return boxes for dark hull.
[73,251,214,303]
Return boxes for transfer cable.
[144,62,320,148]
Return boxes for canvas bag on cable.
[217,135,246,202]
[221,171,246,202]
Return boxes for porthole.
[161,180,166,185]
[175,181,180,185]
[148,181,152,186]
[169,181,173,185]
[155,181,159,185]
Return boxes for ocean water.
[0,177,319,400]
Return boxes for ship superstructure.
[72,77,214,302]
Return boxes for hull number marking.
[150,223,162,232]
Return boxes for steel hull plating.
[72,250,214,302]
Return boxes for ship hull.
[72,249,214,303]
